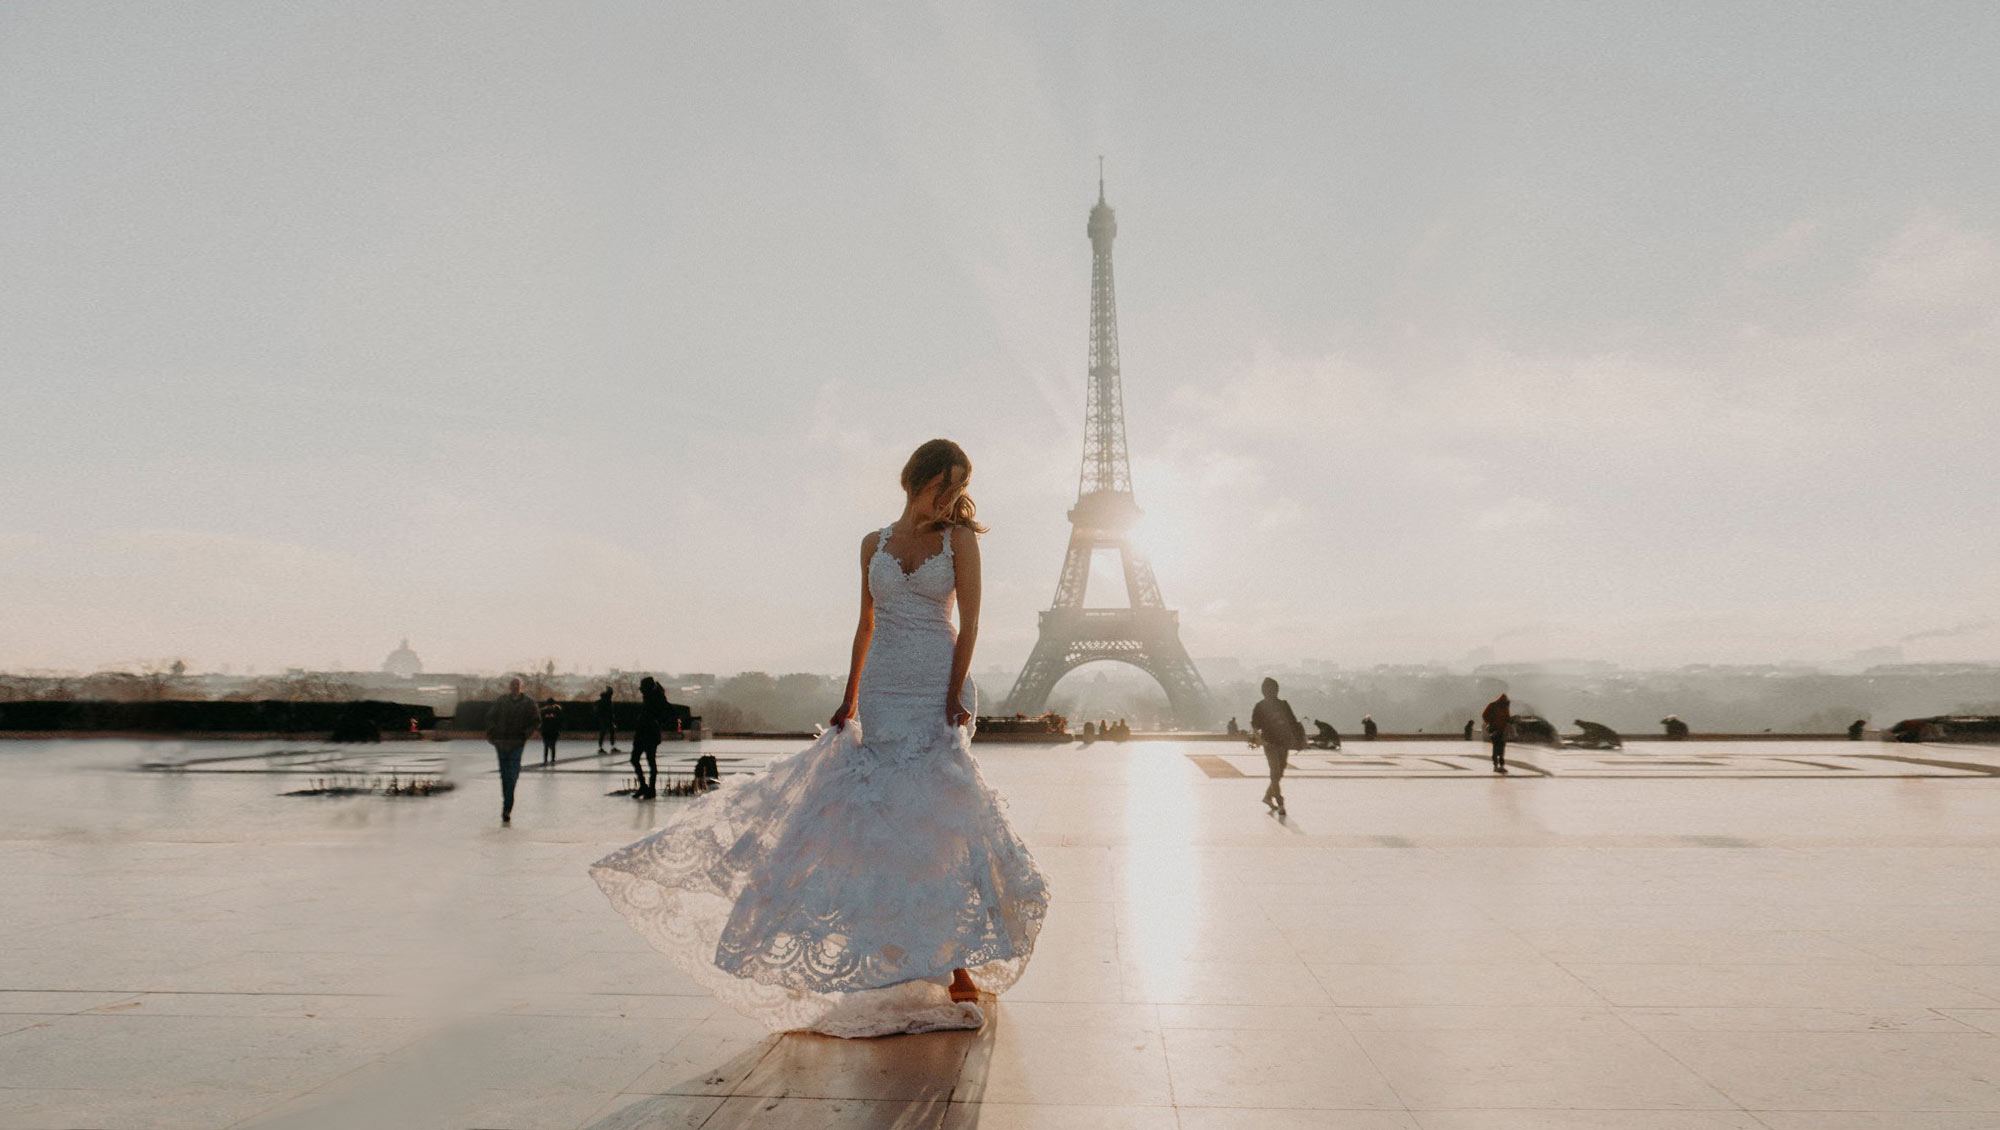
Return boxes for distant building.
[382,639,423,679]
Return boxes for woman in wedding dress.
[590,439,1050,1037]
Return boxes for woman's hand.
[947,699,973,729]
[830,701,856,730]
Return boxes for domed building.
[381,638,423,680]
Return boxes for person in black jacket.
[1250,678,1303,816]
[630,676,668,799]
[595,686,618,753]
[486,678,542,824]
[539,698,563,764]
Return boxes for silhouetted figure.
[1661,715,1690,739]
[631,676,668,799]
[1226,717,1240,736]
[693,753,720,792]
[596,686,618,753]
[1251,678,1304,816]
[1481,693,1511,774]
[1570,718,1622,750]
[539,698,563,764]
[1464,719,1475,740]
[1362,716,1378,740]
[1847,718,1867,740]
[486,677,542,824]
[1312,720,1342,750]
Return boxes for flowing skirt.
[589,706,1049,1037]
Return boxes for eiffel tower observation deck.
[1005,172,1215,730]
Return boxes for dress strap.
[939,524,954,558]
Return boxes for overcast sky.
[4,1,1997,679]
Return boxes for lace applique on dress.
[590,523,1049,1038]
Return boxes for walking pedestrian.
[1250,677,1304,816]
[630,676,667,800]
[486,677,542,823]
[596,685,618,753]
[1481,693,1511,775]
[539,697,564,764]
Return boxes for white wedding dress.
[590,525,1050,1037]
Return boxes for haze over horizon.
[5,3,1997,682]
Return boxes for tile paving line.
[1187,753,2000,779]
[2,989,397,999]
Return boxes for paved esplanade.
[4,738,1999,1128]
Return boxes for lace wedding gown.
[590,525,1050,1037]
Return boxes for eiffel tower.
[1005,173,1214,731]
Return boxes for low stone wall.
[0,699,435,735]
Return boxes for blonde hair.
[900,439,988,533]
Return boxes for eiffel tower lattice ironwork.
[1005,173,1214,730]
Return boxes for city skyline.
[5,4,1997,680]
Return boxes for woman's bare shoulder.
[949,524,981,552]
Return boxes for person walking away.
[596,685,618,753]
[630,676,667,799]
[1251,678,1304,815]
[1482,693,1511,775]
[1362,715,1378,740]
[1463,719,1475,740]
[539,698,564,764]
[487,677,542,823]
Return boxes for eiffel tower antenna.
[1005,173,1213,730]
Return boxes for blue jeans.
[493,742,525,816]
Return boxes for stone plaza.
[3,735,1998,1128]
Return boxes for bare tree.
[0,673,76,702]
[240,671,364,702]
[134,658,193,701]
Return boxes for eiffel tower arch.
[1005,173,1214,731]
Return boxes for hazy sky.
[4,2,1998,680]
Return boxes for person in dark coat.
[1250,678,1304,815]
[1847,718,1867,740]
[539,698,563,764]
[1463,719,1475,740]
[1481,693,1511,774]
[630,676,668,799]
[596,686,618,753]
[1361,715,1378,740]
[486,677,542,824]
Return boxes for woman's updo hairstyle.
[900,439,988,533]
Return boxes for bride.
[590,439,1050,1037]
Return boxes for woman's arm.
[831,532,878,730]
[946,525,981,727]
